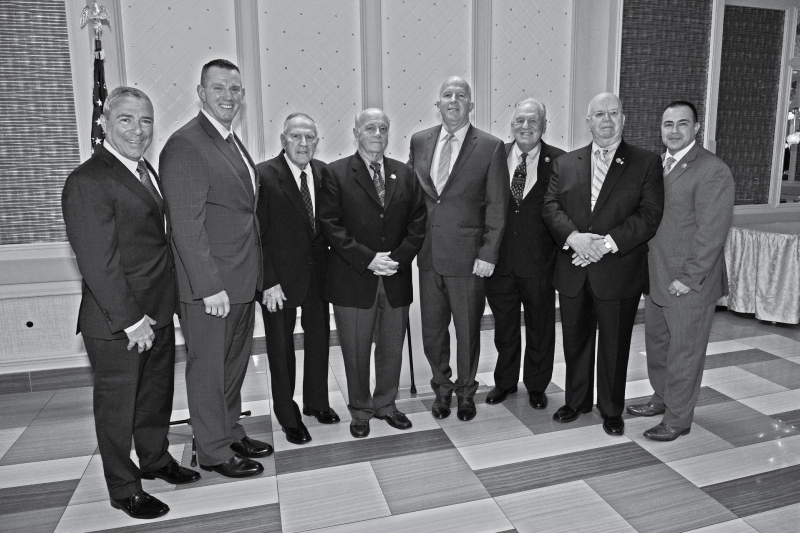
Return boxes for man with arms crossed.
[627,101,734,441]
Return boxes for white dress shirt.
[431,123,470,185]
[508,141,542,199]
[284,153,315,215]
[201,109,256,193]
[665,140,695,168]
[360,153,385,186]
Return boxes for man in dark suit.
[408,76,509,422]
[319,108,427,439]
[485,98,565,409]
[627,101,734,441]
[256,113,340,445]
[160,59,270,477]
[62,87,199,520]
[542,92,663,437]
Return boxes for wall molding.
[360,0,383,110]
[234,0,266,162]
[471,0,492,131]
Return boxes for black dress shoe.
[528,391,548,410]
[350,418,370,438]
[602,416,625,436]
[626,403,666,417]
[644,422,691,441]
[141,459,200,485]
[110,490,169,520]
[457,398,477,421]
[200,453,264,478]
[230,436,274,458]
[485,385,518,405]
[282,424,312,445]
[376,410,412,430]
[431,395,452,419]
[303,406,341,424]
[552,404,592,423]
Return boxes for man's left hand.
[473,259,495,278]
[668,279,691,297]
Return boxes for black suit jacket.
[256,152,329,307]
[62,144,177,340]
[408,124,509,276]
[319,152,427,309]
[495,140,565,280]
[542,140,664,300]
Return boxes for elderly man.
[160,59,269,478]
[485,98,565,409]
[542,92,663,436]
[62,87,200,520]
[408,76,509,422]
[256,113,339,446]
[319,108,427,438]
[627,101,734,441]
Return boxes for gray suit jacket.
[648,143,734,308]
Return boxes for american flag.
[91,38,106,151]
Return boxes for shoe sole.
[626,408,666,417]
[110,501,170,519]
[432,410,450,419]
[198,464,265,478]
[374,416,412,430]
[553,406,593,423]
[485,387,518,405]
[644,427,691,442]
[140,472,200,485]
[602,423,625,436]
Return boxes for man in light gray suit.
[627,100,734,441]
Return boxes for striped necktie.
[136,160,164,219]
[591,149,609,211]
[436,133,455,193]
[370,161,385,207]
[664,156,676,176]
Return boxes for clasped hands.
[568,232,610,267]
[369,252,399,276]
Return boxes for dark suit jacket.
[319,152,427,309]
[159,112,263,305]
[542,140,664,300]
[62,144,177,340]
[649,144,734,308]
[408,124,510,276]
[256,152,329,308]
[495,140,566,280]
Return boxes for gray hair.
[103,86,152,118]
[513,98,547,122]
[354,108,390,130]
[283,112,316,134]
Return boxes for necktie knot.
[370,161,386,207]
[664,156,677,175]
[135,159,165,219]
[136,159,148,178]
[226,133,235,145]
[594,149,608,162]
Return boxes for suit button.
[515,210,519,213]
[437,200,441,204]
[588,226,593,231]
[514,231,518,236]
[171,267,175,272]
[381,237,385,241]
[379,214,384,218]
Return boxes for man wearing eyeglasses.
[542,92,664,437]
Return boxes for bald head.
[354,108,389,161]
[586,92,625,147]
[512,98,547,152]
[437,76,474,133]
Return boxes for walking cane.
[170,410,252,467]
[407,321,416,394]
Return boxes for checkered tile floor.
[1,310,799,532]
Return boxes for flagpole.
[80,2,109,151]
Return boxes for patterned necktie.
[136,159,164,219]
[436,133,455,193]
[511,152,528,202]
[664,156,676,176]
[299,170,315,233]
[591,148,609,211]
[370,161,385,207]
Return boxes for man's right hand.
[262,284,287,312]
[566,232,606,263]
[368,252,399,276]
[126,315,157,353]
[203,290,230,318]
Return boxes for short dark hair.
[103,86,151,118]
[664,100,698,122]
[200,59,240,86]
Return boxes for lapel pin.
[615,158,623,164]
[389,173,396,180]
[544,157,550,163]
[681,163,687,168]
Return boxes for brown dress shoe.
[110,490,169,519]
[644,422,691,441]
[141,459,200,484]
[485,385,518,405]
[626,403,666,417]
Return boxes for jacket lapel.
[664,143,700,186]
[417,126,440,199]
[277,152,314,238]
[196,112,255,201]
[351,153,383,207]
[575,144,593,215]
[383,159,398,207]
[99,146,162,227]
[591,140,628,217]
[443,124,477,194]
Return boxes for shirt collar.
[103,141,141,176]
[283,153,310,180]
[591,138,621,157]
[439,122,470,144]
[201,109,234,140]
[359,152,384,171]
[665,140,695,165]
[513,141,541,162]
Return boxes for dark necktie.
[299,170,315,233]
[226,133,244,163]
[511,152,528,202]
[136,160,164,219]
[370,161,385,207]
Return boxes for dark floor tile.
[0,390,54,430]
[0,372,31,396]
[503,389,604,434]
[394,398,430,415]
[30,366,94,392]
[2,506,67,533]
[704,348,780,370]
[739,358,800,389]
[694,401,800,447]
[694,386,736,407]
[32,386,94,422]
[0,417,98,465]
[703,464,800,518]
[274,428,454,475]
[0,479,79,516]
[476,441,660,497]
[104,503,282,532]
[771,409,800,429]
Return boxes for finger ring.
[584,254,589,259]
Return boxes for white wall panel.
[381,0,473,160]
[258,1,362,163]
[490,0,572,149]
[121,1,237,163]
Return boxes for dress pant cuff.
[109,479,143,501]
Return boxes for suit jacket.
[256,152,329,308]
[408,124,510,276]
[649,144,734,308]
[62,144,177,340]
[159,112,263,305]
[319,152,427,309]
[495,140,566,280]
[542,140,664,300]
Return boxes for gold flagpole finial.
[80,2,110,40]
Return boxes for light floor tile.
[624,378,655,399]
[0,455,91,490]
[624,417,735,463]
[435,402,533,448]
[740,389,800,415]
[667,435,800,487]
[683,519,757,532]
[170,399,271,424]
[0,427,24,460]
[738,334,800,359]
[743,502,800,533]
[278,462,390,533]
[702,366,759,387]
[310,498,513,533]
[705,340,753,355]
[550,362,566,390]
[458,424,627,470]
[495,479,635,533]
[55,476,277,532]
[708,374,788,400]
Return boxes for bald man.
[542,93,663,436]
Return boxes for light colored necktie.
[591,148,609,210]
[664,156,676,176]
[436,133,455,193]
